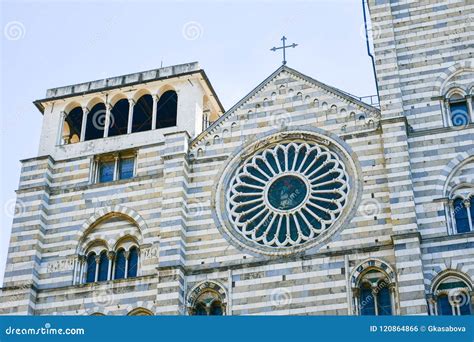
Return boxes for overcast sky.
[0,0,376,284]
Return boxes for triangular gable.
[191,65,380,148]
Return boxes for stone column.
[352,288,360,315]
[78,255,86,284]
[444,99,451,126]
[113,154,120,181]
[372,288,379,316]
[389,283,397,315]
[127,99,135,134]
[124,251,130,279]
[466,97,473,123]
[426,294,435,315]
[80,107,89,142]
[107,251,115,281]
[57,111,66,145]
[94,255,101,282]
[103,103,112,138]
[152,95,159,130]
[465,201,473,231]
[469,291,474,315]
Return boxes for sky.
[0,0,377,285]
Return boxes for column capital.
[94,255,101,263]
[107,251,116,260]
[82,106,90,114]
[60,110,67,118]
[128,98,135,106]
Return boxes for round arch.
[76,205,148,254]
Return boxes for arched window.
[86,253,97,283]
[432,274,472,316]
[127,246,138,278]
[453,198,470,233]
[132,94,153,133]
[64,106,83,144]
[156,90,177,129]
[114,249,126,280]
[85,103,106,141]
[97,251,109,282]
[109,98,129,137]
[352,262,396,316]
[449,93,470,127]
[449,187,474,234]
[187,281,227,316]
[189,290,225,316]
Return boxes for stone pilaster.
[381,117,427,314]
[156,131,190,314]
[0,155,53,314]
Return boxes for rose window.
[227,142,350,248]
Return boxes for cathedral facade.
[1,0,473,316]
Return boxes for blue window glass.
[267,175,307,211]
[99,161,115,183]
[114,249,126,280]
[377,285,392,315]
[119,158,134,180]
[437,295,453,315]
[195,303,207,315]
[210,302,223,315]
[127,247,138,278]
[86,253,96,283]
[98,251,109,281]
[360,284,376,315]
[450,101,470,127]
[459,296,471,315]
[454,198,470,233]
